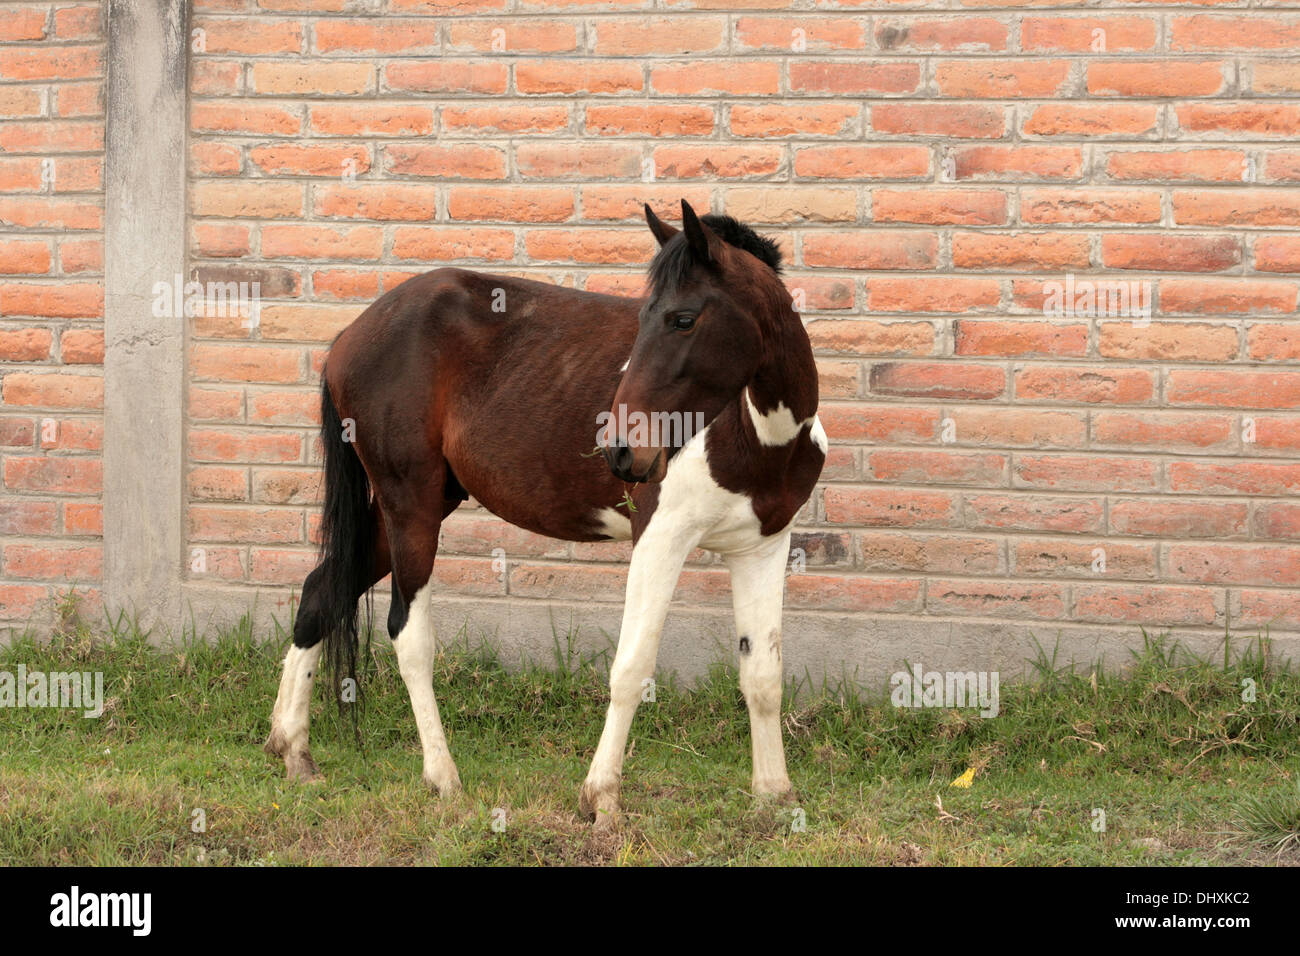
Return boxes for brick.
[392,226,515,262]
[1111,499,1247,539]
[1023,104,1158,138]
[385,60,507,95]
[1093,411,1236,453]
[1014,455,1158,494]
[2,544,101,582]
[444,105,570,135]
[1168,370,1300,410]
[525,229,653,264]
[515,60,642,95]
[806,320,934,356]
[192,182,303,218]
[260,224,382,260]
[949,408,1087,448]
[385,144,505,180]
[867,277,1000,313]
[869,363,1005,401]
[1021,188,1161,224]
[876,17,1007,52]
[1021,17,1157,53]
[928,580,1065,621]
[1073,585,1218,626]
[2,372,102,409]
[517,143,640,180]
[1168,543,1300,588]
[0,239,51,275]
[729,104,857,138]
[724,187,856,224]
[1248,324,1300,361]
[804,232,936,270]
[858,532,1001,576]
[313,19,442,55]
[189,507,301,544]
[653,145,781,179]
[952,233,1090,271]
[952,146,1082,182]
[1171,15,1300,52]
[589,103,713,136]
[248,144,370,177]
[965,494,1103,534]
[1102,149,1242,184]
[250,62,372,95]
[191,345,302,384]
[955,321,1088,357]
[446,19,578,53]
[935,60,1070,98]
[1088,61,1226,97]
[448,186,574,223]
[1170,461,1300,497]
[581,185,710,223]
[795,146,929,180]
[192,102,302,135]
[872,190,1006,226]
[309,104,433,136]
[4,457,101,494]
[1158,279,1297,315]
[1178,103,1300,138]
[735,16,865,52]
[592,16,725,55]
[1016,366,1155,405]
[1098,323,1239,362]
[789,61,920,95]
[818,405,938,443]
[60,329,104,364]
[1015,539,1156,580]
[867,449,1005,487]
[314,184,439,221]
[824,487,957,528]
[872,103,1006,139]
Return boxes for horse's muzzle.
[603,441,662,483]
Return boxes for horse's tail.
[314,369,374,710]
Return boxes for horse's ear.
[680,199,716,264]
[644,203,679,247]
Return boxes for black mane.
[647,213,783,296]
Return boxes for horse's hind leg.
[386,484,463,796]
[266,505,391,780]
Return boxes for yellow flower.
[950,768,976,789]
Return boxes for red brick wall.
[0,3,104,627]
[113,3,1300,645]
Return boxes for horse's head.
[602,199,787,484]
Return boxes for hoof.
[752,777,796,803]
[423,768,462,798]
[579,779,620,827]
[285,751,323,783]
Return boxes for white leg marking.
[581,513,701,825]
[267,643,323,781]
[393,579,461,795]
[725,530,794,798]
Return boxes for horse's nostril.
[613,442,633,473]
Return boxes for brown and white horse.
[264,199,826,825]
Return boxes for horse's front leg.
[580,516,700,828]
[723,530,795,799]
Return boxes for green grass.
[1,609,1298,866]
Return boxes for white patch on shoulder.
[619,357,630,373]
[744,388,802,446]
[745,388,826,453]
[809,415,828,454]
[593,506,633,541]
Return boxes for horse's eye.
[672,313,697,331]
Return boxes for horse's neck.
[746,308,819,423]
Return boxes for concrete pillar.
[103,0,188,636]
